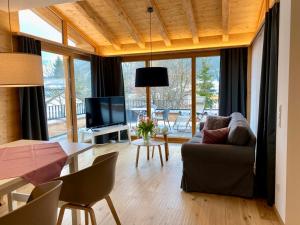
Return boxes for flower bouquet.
[137,117,155,144]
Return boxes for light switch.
[278,105,282,128]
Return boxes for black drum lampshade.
[135,67,169,87]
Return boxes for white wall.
[276,0,300,224]
[285,0,300,224]
[275,0,290,221]
[250,28,264,134]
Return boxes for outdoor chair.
[154,109,171,129]
[173,110,191,130]
[126,109,139,127]
[196,96,207,121]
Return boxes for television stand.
[79,124,131,144]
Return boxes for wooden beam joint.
[103,0,145,49]
[76,1,121,50]
[181,0,199,44]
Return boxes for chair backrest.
[162,109,170,120]
[0,180,62,225]
[126,109,138,123]
[57,152,118,206]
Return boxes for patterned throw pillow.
[202,127,229,144]
[203,116,231,131]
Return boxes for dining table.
[0,139,95,225]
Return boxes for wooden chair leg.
[56,205,66,225]
[158,145,164,167]
[136,146,140,168]
[105,196,121,225]
[88,208,97,225]
[152,146,155,158]
[147,146,150,160]
[85,210,89,225]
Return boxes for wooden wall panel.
[0,10,21,144]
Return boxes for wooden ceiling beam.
[256,0,266,28]
[146,0,171,47]
[49,6,99,49]
[75,1,121,50]
[181,0,199,44]
[103,0,145,49]
[222,0,229,41]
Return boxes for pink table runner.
[0,142,67,185]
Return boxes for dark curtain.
[17,36,49,140]
[219,47,248,117]
[91,55,125,142]
[255,2,280,206]
[91,55,124,97]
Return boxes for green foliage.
[196,59,217,109]
[137,117,155,138]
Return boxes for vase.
[142,133,150,144]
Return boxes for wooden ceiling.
[49,0,273,56]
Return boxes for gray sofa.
[181,112,256,198]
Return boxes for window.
[196,56,220,119]
[74,59,92,133]
[151,58,192,138]
[122,61,146,129]
[19,10,62,43]
[42,51,68,140]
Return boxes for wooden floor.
[0,143,281,225]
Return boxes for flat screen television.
[85,96,126,128]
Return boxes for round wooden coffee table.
[132,139,165,167]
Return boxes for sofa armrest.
[181,143,255,164]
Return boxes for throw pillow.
[203,116,231,131]
[202,127,229,144]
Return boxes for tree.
[52,57,64,79]
[196,58,216,109]
[151,59,191,109]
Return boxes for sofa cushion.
[203,116,231,131]
[203,127,229,144]
[228,112,251,146]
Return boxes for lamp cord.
[149,7,152,67]
[8,0,13,52]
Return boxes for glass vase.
[142,133,150,144]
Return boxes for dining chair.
[0,180,62,225]
[56,152,121,225]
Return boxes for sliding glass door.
[74,59,92,134]
[121,54,220,140]
[195,56,220,129]
[151,58,192,138]
[122,61,146,129]
[42,51,69,140]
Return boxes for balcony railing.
[47,103,85,120]
[47,100,218,121]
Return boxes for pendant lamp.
[0,0,43,87]
[135,7,169,87]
